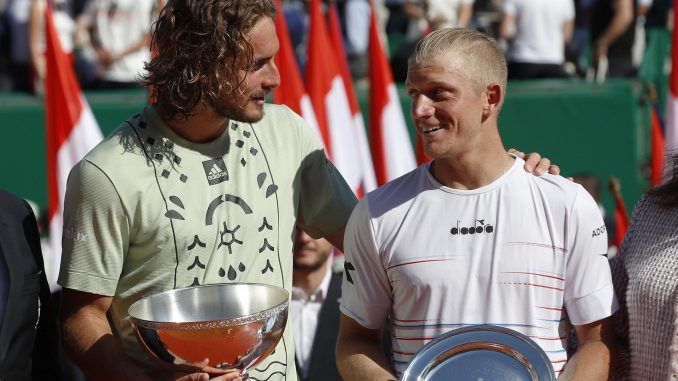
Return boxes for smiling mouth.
[422,126,442,133]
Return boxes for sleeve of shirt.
[563,186,619,326]
[57,159,129,296]
[339,199,392,329]
[293,109,358,240]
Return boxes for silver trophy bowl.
[128,283,288,372]
[402,325,556,381]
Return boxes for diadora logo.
[451,219,494,236]
[202,158,229,185]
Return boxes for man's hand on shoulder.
[509,148,561,176]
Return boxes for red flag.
[45,4,102,291]
[666,5,678,155]
[368,1,416,185]
[306,0,371,195]
[650,105,665,186]
[416,135,431,165]
[327,3,376,196]
[272,0,320,137]
[609,178,629,248]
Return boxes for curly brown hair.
[142,0,276,121]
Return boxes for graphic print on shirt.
[132,117,288,380]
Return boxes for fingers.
[211,372,244,381]
[521,151,542,173]
[533,157,550,176]
[507,148,525,158]
[548,164,561,176]
[174,373,209,381]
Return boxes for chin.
[240,108,265,124]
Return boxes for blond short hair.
[409,28,507,93]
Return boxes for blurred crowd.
[0,0,673,94]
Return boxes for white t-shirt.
[340,158,618,377]
[426,0,474,29]
[502,0,575,64]
[83,0,155,82]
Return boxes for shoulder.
[365,165,429,218]
[0,188,31,222]
[83,118,139,165]
[523,171,585,206]
[261,103,304,125]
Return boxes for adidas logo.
[202,158,229,185]
[208,164,226,181]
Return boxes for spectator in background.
[427,0,474,29]
[281,0,306,71]
[291,227,343,381]
[76,0,155,89]
[28,0,76,94]
[339,0,370,80]
[611,153,678,380]
[5,0,33,92]
[590,0,636,77]
[499,0,575,79]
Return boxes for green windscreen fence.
[0,78,652,218]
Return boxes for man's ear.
[483,83,503,117]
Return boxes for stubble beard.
[211,95,265,124]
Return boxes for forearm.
[558,340,613,381]
[61,310,150,381]
[117,34,151,59]
[456,4,472,28]
[597,1,633,47]
[336,333,396,381]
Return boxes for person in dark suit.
[0,188,63,380]
[291,227,343,381]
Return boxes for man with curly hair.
[57,1,356,380]
[56,1,555,380]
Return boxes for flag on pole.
[367,0,416,185]
[45,3,102,291]
[608,177,629,249]
[650,104,665,186]
[416,135,431,165]
[327,2,377,196]
[665,4,678,155]
[272,0,320,137]
[306,0,369,195]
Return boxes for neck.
[293,260,330,295]
[433,137,514,190]
[158,104,230,143]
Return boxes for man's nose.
[263,61,280,89]
[411,94,434,120]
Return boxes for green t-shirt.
[59,104,357,380]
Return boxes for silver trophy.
[128,283,288,377]
[402,325,556,381]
